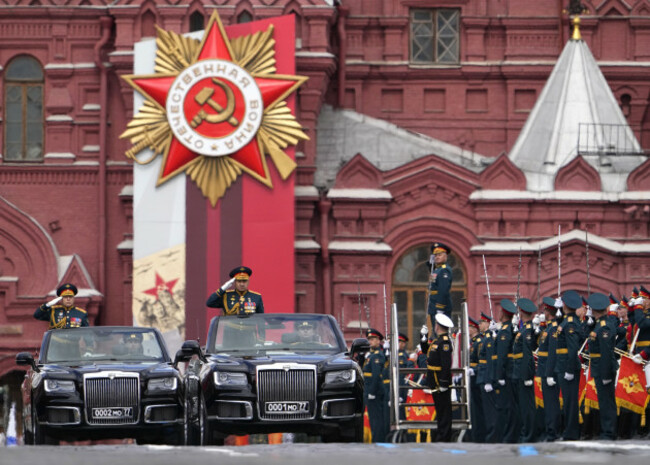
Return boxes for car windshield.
[207,314,343,355]
[42,327,166,364]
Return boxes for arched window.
[237,11,253,24]
[4,56,44,161]
[189,11,204,32]
[392,243,466,349]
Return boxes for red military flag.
[405,388,436,421]
[615,356,650,425]
[534,376,544,408]
[582,365,599,413]
[363,407,372,443]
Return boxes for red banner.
[405,388,436,422]
[534,376,543,408]
[583,365,599,412]
[615,356,650,416]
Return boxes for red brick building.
[1,1,650,410]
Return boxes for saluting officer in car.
[34,283,89,329]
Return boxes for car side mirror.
[16,352,40,372]
[350,338,370,356]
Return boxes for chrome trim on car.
[321,398,357,419]
[83,371,140,426]
[42,406,81,425]
[211,400,254,420]
[256,363,317,421]
[143,404,182,424]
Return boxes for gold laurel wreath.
[120,18,308,206]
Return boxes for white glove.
[586,307,593,317]
[468,368,475,377]
[524,379,533,387]
[539,313,546,323]
[632,354,644,365]
[423,389,432,395]
[564,372,574,381]
[438,386,448,392]
[512,314,520,327]
[420,324,428,336]
[367,394,376,400]
[532,315,540,326]
[220,277,236,291]
[484,383,493,393]
[603,379,612,385]
[498,379,505,386]
[46,296,63,307]
[489,321,498,332]
[387,400,391,407]
[554,297,563,308]
[546,377,556,387]
[383,340,390,351]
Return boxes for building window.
[392,244,466,349]
[410,9,459,64]
[4,56,44,162]
[189,11,205,32]
[237,11,253,24]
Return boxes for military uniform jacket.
[555,314,584,376]
[398,350,413,386]
[588,316,618,381]
[427,264,453,316]
[33,304,89,329]
[633,307,650,354]
[537,321,558,377]
[470,333,481,373]
[512,322,536,381]
[426,333,452,390]
[493,322,515,381]
[476,330,493,385]
[206,289,264,315]
[363,349,386,398]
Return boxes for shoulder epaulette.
[248,291,261,295]
[76,307,87,314]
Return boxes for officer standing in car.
[363,328,387,442]
[33,283,89,329]
[206,266,264,315]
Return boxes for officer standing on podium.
[425,313,454,442]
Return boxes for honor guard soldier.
[206,266,264,315]
[468,316,486,442]
[513,298,538,443]
[632,286,650,354]
[427,242,453,322]
[425,313,454,442]
[33,283,89,329]
[363,328,387,443]
[493,299,520,443]
[587,292,618,440]
[477,312,498,442]
[538,297,562,441]
[555,290,585,441]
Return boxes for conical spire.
[508,21,643,191]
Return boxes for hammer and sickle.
[190,78,240,128]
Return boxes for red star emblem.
[122,12,306,191]
[143,272,179,299]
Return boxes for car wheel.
[338,415,364,443]
[33,411,57,445]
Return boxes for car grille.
[257,364,317,421]
[84,372,140,425]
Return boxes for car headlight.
[44,379,76,393]
[214,371,247,387]
[147,377,178,392]
[324,369,356,385]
